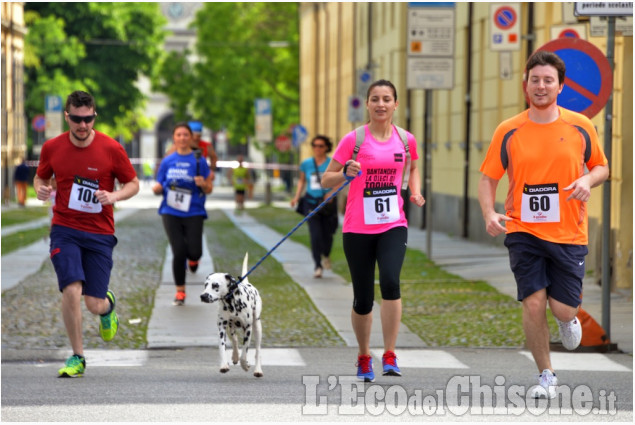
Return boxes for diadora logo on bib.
[523,183,558,194]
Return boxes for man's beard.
[71,129,90,142]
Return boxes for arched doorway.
[156,113,176,158]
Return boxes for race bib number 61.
[363,186,400,225]
[521,183,560,223]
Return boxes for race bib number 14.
[521,183,560,223]
[69,176,102,214]
[167,187,193,212]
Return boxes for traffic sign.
[490,3,521,51]
[32,115,46,132]
[406,3,455,90]
[254,98,272,142]
[275,134,291,152]
[356,69,373,98]
[551,24,588,40]
[537,38,613,118]
[493,6,517,30]
[575,2,634,16]
[292,124,308,148]
[348,95,364,123]
[45,95,63,139]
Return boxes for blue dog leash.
[224,171,359,300]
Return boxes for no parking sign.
[537,38,613,118]
[490,3,521,51]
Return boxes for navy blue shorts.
[49,225,118,298]
[504,232,587,308]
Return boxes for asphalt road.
[1,346,632,422]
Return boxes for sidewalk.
[1,208,138,292]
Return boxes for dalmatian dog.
[200,253,263,378]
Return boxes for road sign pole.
[424,90,433,257]
[601,16,615,342]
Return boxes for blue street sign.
[255,98,271,115]
[45,95,62,112]
[292,124,308,147]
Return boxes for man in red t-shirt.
[34,91,139,378]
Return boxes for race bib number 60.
[521,183,560,223]
[363,186,400,225]
[69,176,102,214]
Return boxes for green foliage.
[24,3,167,144]
[153,50,195,121]
[154,3,300,146]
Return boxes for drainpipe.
[462,3,473,239]
[314,3,320,132]
[367,3,372,71]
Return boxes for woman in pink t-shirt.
[322,79,425,382]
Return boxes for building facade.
[1,2,28,203]
[137,2,204,163]
[299,2,633,290]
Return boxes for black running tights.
[161,214,204,286]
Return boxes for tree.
[153,3,299,148]
[153,50,195,122]
[24,3,167,142]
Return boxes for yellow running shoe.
[99,290,119,341]
[58,354,86,378]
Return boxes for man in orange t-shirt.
[478,51,609,399]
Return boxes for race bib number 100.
[363,186,400,225]
[69,176,102,214]
[521,183,560,223]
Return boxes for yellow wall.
[1,2,28,202]
[299,2,632,290]
[299,3,355,158]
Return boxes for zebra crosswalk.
[54,348,631,372]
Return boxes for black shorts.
[504,232,587,308]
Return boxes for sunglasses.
[312,144,326,148]
[67,114,96,124]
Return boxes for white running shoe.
[530,369,558,399]
[556,316,582,350]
